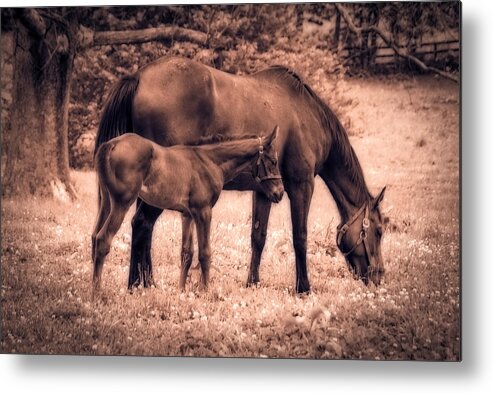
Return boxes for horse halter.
[254,137,282,183]
[336,203,376,267]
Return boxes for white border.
[2,0,493,392]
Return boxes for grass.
[0,75,459,360]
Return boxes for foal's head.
[254,126,284,203]
[336,187,387,286]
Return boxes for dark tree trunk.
[2,11,77,199]
[369,6,380,67]
[334,9,341,52]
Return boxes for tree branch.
[18,9,46,37]
[78,25,208,49]
[334,4,458,83]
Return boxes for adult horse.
[96,56,387,294]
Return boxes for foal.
[92,126,283,294]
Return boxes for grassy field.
[0,75,459,360]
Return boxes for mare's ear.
[372,186,386,210]
[264,125,279,146]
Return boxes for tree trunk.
[2,13,77,199]
[334,9,341,52]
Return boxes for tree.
[1,7,207,199]
[3,9,78,199]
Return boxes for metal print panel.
[0,2,460,360]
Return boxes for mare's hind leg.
[246,192,272,287]
[179,213,195,291]
[193,208,212,290]
[285,179,314,294]
[128,199,163,289]
[93,200,132,294]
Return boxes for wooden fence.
[340,39,459,68]
[332,8,459,71]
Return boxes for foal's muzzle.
[268,186,284,203]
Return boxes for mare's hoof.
[246,279,260,288]
[128,276,157,292]
[296,284,311,296]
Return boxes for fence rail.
[340,39,459,67]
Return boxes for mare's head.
[336,187,387,286]
[254,126,284,203]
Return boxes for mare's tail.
[94,74,140,157]
[94,74,139,209]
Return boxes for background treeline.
[1,3,459,170]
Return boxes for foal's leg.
[194,207,212,290]
[92,183,111,262]
[246,191,272,287]
[128,199,163,289]
[285,179,314,294]
[179,213,195,291]
[93,199,132,294]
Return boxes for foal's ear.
[265,125,279,146]
[372,186,386,210]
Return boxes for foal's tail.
[94,74,140,158]
[95,141,120,198]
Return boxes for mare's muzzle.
[336,203,385,286]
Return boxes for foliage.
[1,4,459,169]
[68,4,347,169]
[341,2,460,72]
[377,2,460,43]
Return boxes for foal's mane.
[255,65,372,201]
[184,133,259,146]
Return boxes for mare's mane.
[255,65,372,201]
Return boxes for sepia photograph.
[1,1,460,361]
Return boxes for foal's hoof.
[91,288,108,304]
[92,281,102,302]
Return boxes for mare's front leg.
[128,199,163,289]
[246,191,272,287]
[285,179,314,294]
[179,213,195,291]
[194,207,212,290]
